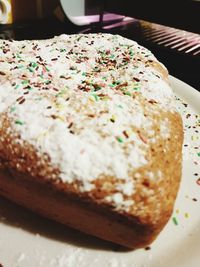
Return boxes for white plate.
[0,76,200,267]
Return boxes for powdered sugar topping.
[0,33,176,205]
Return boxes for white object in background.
[60,0,86,25]
[0,0,11,24]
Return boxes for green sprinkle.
[14,84,20,89]
[100,52,106,57]
[45,66,50,72]
[102,76,107,80]
[117,104,123,109]
[40,74,44,79]
[15,120,24,125]
[34,97,43,101]
[109,81,120,88]
[82,72,86,76]
[45,80,51,85]
[30,62,38,68]
[60,48,66,52]
[117,137,123,143]
[16,53,21,59]
[91,93,99,101]
[124,91,131,96]
[93,85,101,91]
[17,64,24,69]
[10,106,16,112]
[56,88,67,97]
[109,54,115,59]
[22,80,29,85]
[28,67,34,73]
[129,49,134,56]
[133,87,140,91]
[172,217,178,226]
[197,152,200,157]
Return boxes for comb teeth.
[141,21,200,56]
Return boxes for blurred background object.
[0,0,12,24]
[0,0,199,90]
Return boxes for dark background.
[0,0,199,90]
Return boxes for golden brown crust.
[0,110,183,248]
[0,168,166,248]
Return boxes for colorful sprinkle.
[14,84,20,89]
[172,216,178,225]
[10,106,16,112]
[15,120,24,125]
[116,137,123,143]
[22,80,29,85]
[91,93,99,101]
[184,212,189,218]
[196,178,200,186]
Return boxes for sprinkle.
[22,80,29,85]
[15,120,24,125]
[28,67,34,72]
[197,152,200,157]
[45,80,51,85]
[34,97,43,101]
[93,84,102,91]
[138,133,148,144]
[192,198,198,202]
[16,53,21,58]
[172,216,178,225]
[184,212,189,218]
[10,106,16,112]
[117,104,123,109]
[145,246,151,251]
[110,115,116,123]
[60,75,70,80]
[30,62,38,68]
[196,178,200,185]
[91,93,99,101]
[66,122,73,130]
[124,91,131,96]
[18,98,25,104]
[14,84,20,89]
[129,50,134,57]
[0,71,6,75]
[56,88,67,97]
[123,130,129,138]
[45,65,50,72]
[116,137,123,143]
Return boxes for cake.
[0,33,183,248]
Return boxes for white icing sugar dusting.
[0,33,176,199]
